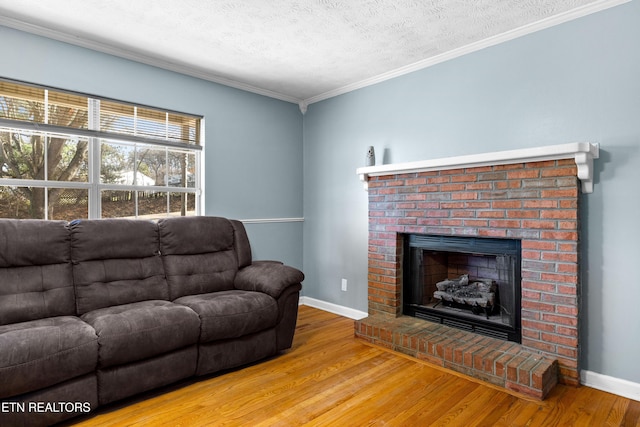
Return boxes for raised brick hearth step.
[355,314,558,400]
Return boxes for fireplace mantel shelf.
[357,142,599,193]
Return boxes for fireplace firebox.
[403,234,521,342]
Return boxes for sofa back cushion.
[0,219,75,325]
[158,216,238,300]
[69,219,168,315]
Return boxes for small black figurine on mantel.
[366,146,375,166]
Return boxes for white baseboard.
[300,296,368,320]
[581,370,640,402]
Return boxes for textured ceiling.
[0,0,626,107]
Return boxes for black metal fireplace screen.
[403,234,521,342]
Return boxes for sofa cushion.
[158,216,235,255]
[0,316,97,399]
[158,217,238,299]
[174,290,278,342]
[0,219,75,325]
[72,258,168,315]
[162,251,238,300]
[81,300,200,368]
[69,218,160,262]
[69,219,169,315]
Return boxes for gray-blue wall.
[303,1,640,384]
[0,25,303,270]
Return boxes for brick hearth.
[356,313,558,399]
[355,157,584,399]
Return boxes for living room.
[1,0,639,425]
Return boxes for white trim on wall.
[300,296,368,320]
[581,370,640,402]
[239,217,304,224]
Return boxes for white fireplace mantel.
[356,142,599,193]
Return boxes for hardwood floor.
[70,306,640,426]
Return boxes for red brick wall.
[366,159,581,385]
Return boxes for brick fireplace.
[354,143,598,399]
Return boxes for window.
[0,79,202,220]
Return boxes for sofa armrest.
[234,262,304,299]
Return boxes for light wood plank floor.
[69,306,640,426]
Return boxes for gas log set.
[433,274,497,319]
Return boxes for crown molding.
[302,0,631,106]
[0,16,302,105]
[1,0,629,108]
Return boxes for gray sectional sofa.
[0,216,303,426]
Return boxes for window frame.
[0,79,203,220]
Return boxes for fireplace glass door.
[403,234,521,342]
